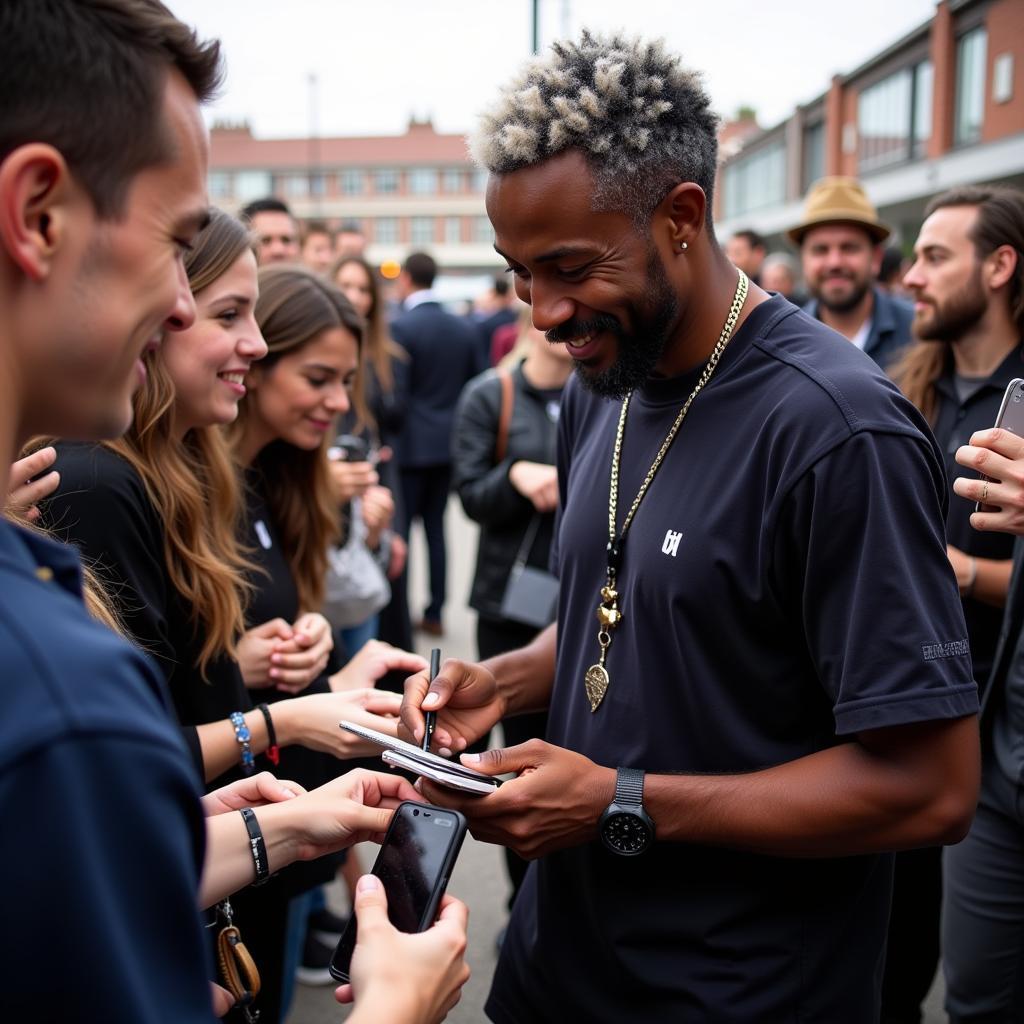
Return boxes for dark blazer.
[980,537,1024,744]
[391,298,485,468]
[803,286,914,370]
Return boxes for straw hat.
[786,176,891,246]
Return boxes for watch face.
[602,811,652,855]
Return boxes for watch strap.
[614,767,645,807]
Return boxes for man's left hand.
[418,740,616,860]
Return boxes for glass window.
[374,217,399,244]
[857,69,912,172]
[442,168,464,193]
[472,168,489,192]
[340,169,365,195]
[411,216,434,244]
[444,216,462,244]
[472,216,494,244]
[722,139,786,220]
[801,121,825,192]
[409,168,438,195]
[309,172,326,197]
[374,169,400,194]
[208,171,233,200]
[912,61,933,158]
[284,174,308,198]
[233,170,273,202]
[955,28,987,145]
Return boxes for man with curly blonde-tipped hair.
[401,31,980,1022]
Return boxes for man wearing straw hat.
[790,176,914,369]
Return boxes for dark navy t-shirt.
[487,295,977,1023]
[0,518,213,1021]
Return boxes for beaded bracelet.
[230,711,256,776]
[239,807,270,886]
[257,703,279,766]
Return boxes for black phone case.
[328,801,468,983]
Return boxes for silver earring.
[679,241,688,251]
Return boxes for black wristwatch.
[599,767,655,856]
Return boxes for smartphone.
[339,719,501,792]
[978,378,1024,512]
[328,433,377,464]
[328,801,467,982]
[382,748,499,796]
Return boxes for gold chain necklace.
[584,270,750,712]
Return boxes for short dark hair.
[0,0,222,218]
[239,197,294,222]
[302,219,332,241]
[339,221,364,235]
[493,276,511,296]
[404,252,437,289]
[732,229,765,251]
[878,245,904,285]
[926,185,1024,336]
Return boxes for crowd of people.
[3,3,1024,1023]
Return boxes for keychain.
[214,898,261,1022]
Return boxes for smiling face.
[163,249,266,434]
[801,224,881,314]
[21,71,210,441]
[488,150,681,399]
[904,205,989,344]
[244,326,359,451]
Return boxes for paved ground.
[289,498,949,1023]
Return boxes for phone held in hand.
[328,433,378,465]
[978,378,1024,512]
[338,719,502,794]
[329,801,467,983]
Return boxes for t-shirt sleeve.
[0,733,213,1020]
[773,428,979,735]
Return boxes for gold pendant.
[585,663,610,712]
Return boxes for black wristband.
[257,703,279,766]
[239,807,270,886]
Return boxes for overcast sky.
[167,0,937,140]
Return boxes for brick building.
[716,0,1024,249]
[207,116,498,275]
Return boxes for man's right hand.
[400,659,507,756]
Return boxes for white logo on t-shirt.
[254,520,273,550]
[661,530,682,557]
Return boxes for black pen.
[422,647,441,752]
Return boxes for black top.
[45,442,252,783]
[0,518,212,1020]
[391,299,488,468]
[488,295,977,1024]
[452,362,563,617]
[931,343,1023,686]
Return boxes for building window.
[309,172,326,197]
[955,28,987,145]
[912,61,934,158]
[472,216,494,244]
[374,169,400,194]
[723,139,786,220]
[411,216,434,245]
[857,69,912,172]
[444,216,462,244]
[801,121,825,192]
[374,217,399,244]
[234,170,273,202]
[340,169,365,194]
[283,173,308,199]
[208,171,233,200]
[409,168,438,195]
[472,168,489,192]
[442,168,463,193]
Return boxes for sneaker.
[294,933,336,987]
[308,906,348,945]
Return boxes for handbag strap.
[495,367,514,464]
[512,513,543,570]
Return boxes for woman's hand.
[275,688,404,758]
[330,640,427,692]
[329,460,379,504]
[7,446,60,521]
[200,771,305,817]
[508,460,558,513]
[237,618,294,689]
[361,485,395,548]
[387,534,408,580]
[336,878,470,1024]
[267,612,335,694]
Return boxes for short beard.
[914,267,988,344]
[548,249,679,400]
[817,278,870,315]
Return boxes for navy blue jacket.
[803,286,914,370]
[391,299,486,468]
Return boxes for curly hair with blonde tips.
[469,30,719,229]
